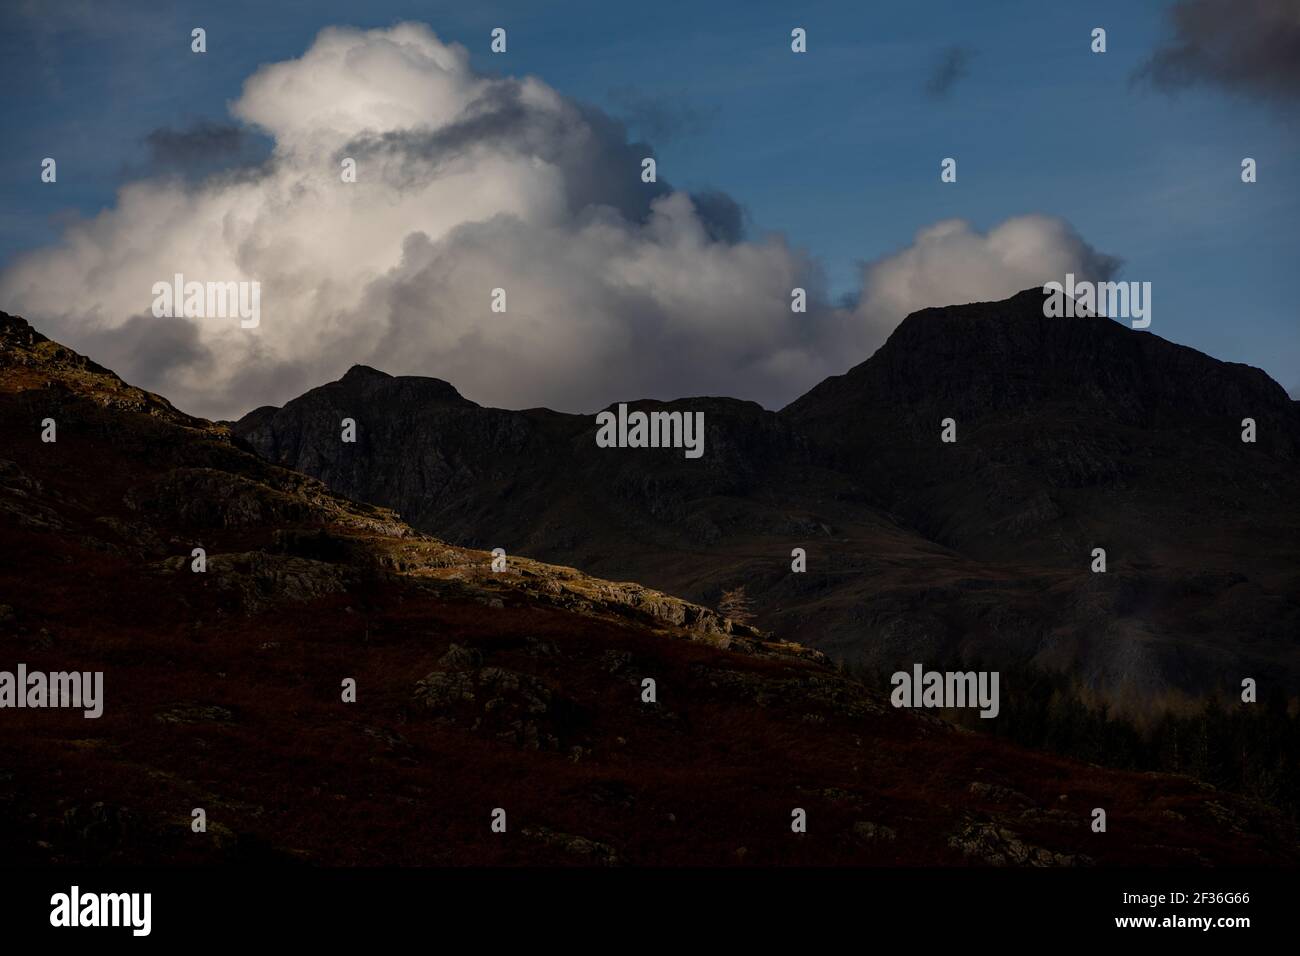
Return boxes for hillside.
[232,290,1300,713]
[3,307,1296,865]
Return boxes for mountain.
[233,289,1300,714]
[3,307,1296,865]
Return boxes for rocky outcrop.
[947,820,1092,867]
[414,652,577,751]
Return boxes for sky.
[0,0,1296,419]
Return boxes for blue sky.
[1,0,1297,399]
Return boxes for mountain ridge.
[229,289,1300,714]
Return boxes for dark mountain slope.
[7,308,1295,865]
[231,292,1300,713]
[784,288,1300,565]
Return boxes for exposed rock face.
[851,821,897,843]
[521,827,619,865]
[231,291,1300,711]
[416,665,567,751]
[0,310,208,428]
[947,821,1092,867]
[153,552,353,615]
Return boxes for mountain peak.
[340,364,393,383]
[333,364,471,406]
[785,288,1297,438]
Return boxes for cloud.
[143,121,267,172]
[74,312,214,384]
[854,216,1121,344]
[0,22,1118,420]
[1134,0,1300,105]
[924,46,975,99]
[118,121,271,184]
[688,190,747,244]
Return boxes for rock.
[412,671,477,709]
[852,821,897,843]
[361,726,409,751]
[439,643,483,669]
[968,782,1034,807]
[522,827,618,865]
[599,649,633,675]
[947,821,1090,867]
[413,665,572,751]
[154,703,234,725]
[525,636,559,657]
[152,550,351,614]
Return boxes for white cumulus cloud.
[0,22,1118,420]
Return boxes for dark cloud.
[346,82,748,235]
[146,121,249,165]
[689,190,746,244]
[1134,0,1300,105]
[129,120,270,182]
[67,313,213,391]
[925,46,975,99]
[606,86,714,144]
[346,82,675,223]
[1084,250,1123,282]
